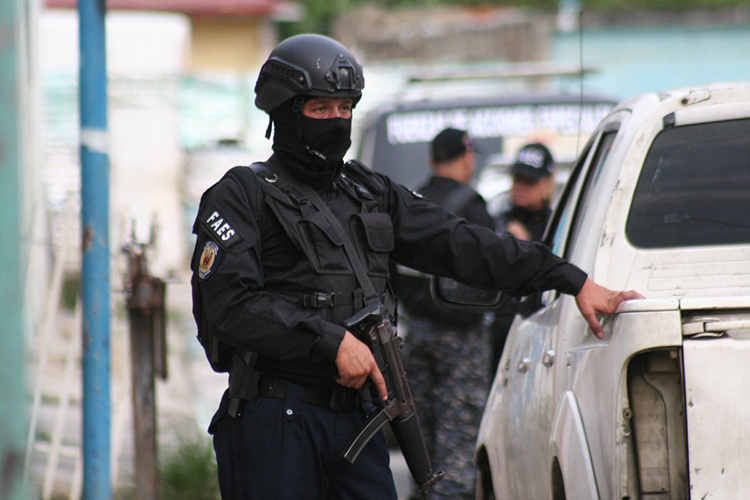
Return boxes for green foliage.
[114,434,220,500]
[284,0,361,35]
[60,273,79,312]
[159,436,220,500]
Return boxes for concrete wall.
[334,5,551,63]
[190,17,276,72]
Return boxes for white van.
[356,92,616,192]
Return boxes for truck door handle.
[518,357,531,373]
[542,350,555,367]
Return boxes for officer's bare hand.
[575,278,644,340]
[505,220,531,240]
[335,331,388,401]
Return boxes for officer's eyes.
[304,100,352,117]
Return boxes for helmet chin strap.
[291,96,305,114]
[266,96,306,140]
[265,116,273,139]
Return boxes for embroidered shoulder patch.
[204,210,238,245]
[198,241,220,280]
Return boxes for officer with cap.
[489,143,559,375]
[190,34,642,500]
[391,127,496,499]
[502,142,556,242]
[427,127,495,228]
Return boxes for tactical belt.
[229,373,361,418]
[227,356,361,418]
[258,375,361,412]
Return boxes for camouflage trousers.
[401,313,491,500]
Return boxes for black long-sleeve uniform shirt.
[192,159,587,385]
[391,175,497,327]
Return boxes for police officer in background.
[501,142,556,242]
[191,33,641,500]
[391,127,496,500]
[489,143,557,375]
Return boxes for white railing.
[24,196,131,498]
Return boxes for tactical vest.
[245,161,395,325]
[192,160,396,373]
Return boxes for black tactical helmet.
[254,34,365,113]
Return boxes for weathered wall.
[333,5,552,63]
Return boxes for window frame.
[541,124,620,303]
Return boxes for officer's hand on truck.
[575,278,644,340]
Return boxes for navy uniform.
[391,128,496,500]
[191,35,587,500]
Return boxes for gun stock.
[339,400,398,464]
[340,304,444,498]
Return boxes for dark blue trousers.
[210,387,398,500]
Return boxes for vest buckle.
[303,292,335,308]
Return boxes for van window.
[626,118,750,248]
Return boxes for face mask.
[270,100,353,188]
[300,115,352,166]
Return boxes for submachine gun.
[340,303,444,499]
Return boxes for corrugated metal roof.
[45,0,285,17]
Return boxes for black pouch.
[298,210,350,274]
[351,213,394,278]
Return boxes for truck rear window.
[626,118,750,248]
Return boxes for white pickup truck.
[473,82,750,500]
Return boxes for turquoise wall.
[553,26,750,102]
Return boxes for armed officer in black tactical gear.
[191,33,642,500]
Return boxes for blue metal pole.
[0,0,26,498]
[78,0,111,498]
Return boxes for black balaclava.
[270,97,352,189]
